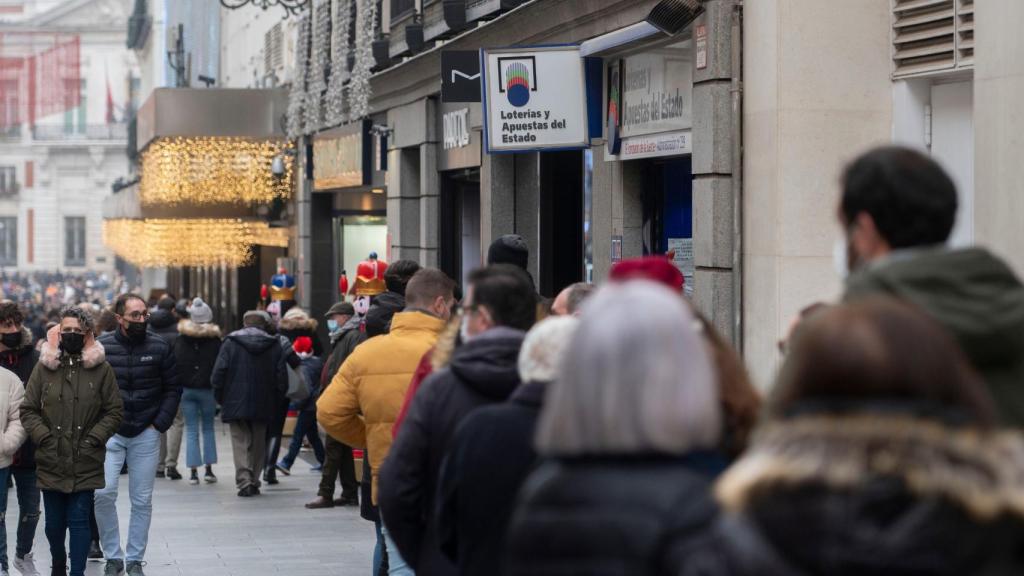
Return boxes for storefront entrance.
[641,155,694,293]
[441,168,481,292]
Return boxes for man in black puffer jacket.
[379,265,536,576]
[95,293,181,576]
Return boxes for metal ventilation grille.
[892,0,973,78]
[647,0,703,36]
[264,23,284,75]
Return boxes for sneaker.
[125,561,146,576]
[275,461,291,476]
[89,539,104,559]
[304,496,334,509]
[189,469,199,486]
[334,495,359,507]
[310,463,323,472]
[204,466,217,484]
[14,552,39,575]
[103,559,124,575]
[166,467,182,480]
[154,470,165,479]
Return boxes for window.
[64,216,86,267]
[892,0,974,78]
[391,0,414,20]
[0,217,16,267]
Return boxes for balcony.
[31,123,129,142]
[0,166,19,197]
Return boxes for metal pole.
[730,1,744,353]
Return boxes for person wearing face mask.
[838,146,1024,428]
[21,306,123,576]
[0,301,42,574]
[95,294,180,576]
[379,264,537,576]
[318,268,455,576]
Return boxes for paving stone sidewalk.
[6,422,374,576]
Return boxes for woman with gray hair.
[504,281,726,576]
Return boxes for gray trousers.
[157,407,185,472]
[229,421,268,490]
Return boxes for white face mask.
[833,237,850,279]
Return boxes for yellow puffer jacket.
[317,311,445,503]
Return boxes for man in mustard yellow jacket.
[317,268,455,574]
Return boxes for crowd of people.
[0,144,1023,576]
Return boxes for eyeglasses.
[122,311,150,321]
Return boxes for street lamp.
[219,0,310,18]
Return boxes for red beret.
[293,336,313,355]
[609,256,685,292]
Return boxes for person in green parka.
[21,306,123,576]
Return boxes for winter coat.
[21,328,123,493]
[148,309,180,349]
[504,451,728,576]
[173,320,223,390]
[321,316,367,393]
[364,291,406,337]
[688,409,1024,576]
[297,354,324,412]
[379,327,527,576]
[0,367,27,468]
[210,327,287,423]
[437,380,545,576]
[98,328,180,438]
[845,247,1024,427]
[317,311,446,504]
[278,312,324,357]
[0,326,40,468]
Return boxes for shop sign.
[620,43,693,139]
[606,60,623,156]
[442,51,482,103]
[482,45,588,153]
[619,130,692,161]
[696,25,708,70]
[313,121,371,190]
[443,108,471,150]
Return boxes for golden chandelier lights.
[139,137,294,207]
[103,219,290,268]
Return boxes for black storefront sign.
[442,50,482,103]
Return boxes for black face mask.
[125,320,148,342]
[60,332,86,356]
[0,332,21,350]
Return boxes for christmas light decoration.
[350,0,377,120]
[103,219,290,268]
[287,11,312,139]
[305,0,331,133]
[139,137,294,206]
[325,0,352,126]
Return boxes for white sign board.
[619,130,693,161]
[482,45,588,152]
[621,41,693,138]
[668,237,695,298]
[443,108,471,150]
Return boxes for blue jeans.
[381,524,414,576]
[94,427,160,562]
[41,490,93,576]
[181,388,218,468]
[0,466,41,569]
[280,410,325,468]
[373,517,384,576]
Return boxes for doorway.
[441,169,481,292]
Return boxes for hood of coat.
[450,327,526,399]
[279,312,318,332]
[846,247,1024,370]
[364,291,406,337]
[39,325,106,370]
[226,326,280,354]
[716,413,1024,572]
[178,319,223,340]
[148,308,177,331]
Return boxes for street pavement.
[7,422,374,576]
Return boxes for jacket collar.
[389,311,447,336]
[510,380,547,408]
[39,326,106,370]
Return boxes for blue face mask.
[327,319,339,332]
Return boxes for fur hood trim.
[716,414,1024,522]
[178,319,223,340]
[278,313,318,332]
[430,317,460,371]
[39,325,106,370]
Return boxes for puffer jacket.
[21,328,123,493]
[0,326,39,468]
[684,409,1024,576]
[317,311,446,504]
[98,328,180,438]
[0,367,26,468]
[210,327,287,422]
[380,327,526,576]
[148,309,180,349]
[174,320,222,390]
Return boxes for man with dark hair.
[152,295,184,481]
[840,145,1024,427]
[96,294,181,576]
[551,282,596,316]
[211,310,288,498]
[379,264,536,576]
[364,259,422,337]
[0,301,42,572]
[318,268,455,576]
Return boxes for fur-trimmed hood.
[278,312,318,332]
[717,414,1024,522]
[178,319,223,340]
[39,325,106,370]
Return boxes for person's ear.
[478,306,494,329]
[853,212,889,256]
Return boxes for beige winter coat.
[0,366,27,468]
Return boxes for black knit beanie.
[487,234,529,271]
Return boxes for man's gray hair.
[535,281,721,456]
[565,282,596,315]
[518,316,579,384]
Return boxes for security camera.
[271,155,286,176]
